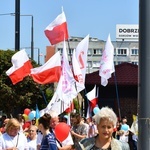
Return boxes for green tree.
[0,49,53,116]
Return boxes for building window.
[117,48,127,56]
[131,49,138,55]
[93,61,100,68]
[67,48,74,55]
[86,61,92,68]
[88,49,92,55]
[117,61,123,65]
[131,61,138,65]
[58,48,63,54]
[93,48,102,55]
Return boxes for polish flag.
[86,85,98,110]
[6,49,32,85]
[30,51,61,84]
[99,34,115,86]
[44,11,69,45]
[65,102,74,113]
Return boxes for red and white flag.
[65,102,74,113]
[99,34,115,86]
[30,51,61,84]
[44,11,69,45]
[40,40,78,115]
[86,85,98,110]
[6,49,32,85]
[74,34,89,93]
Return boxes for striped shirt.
[40,133,58,150]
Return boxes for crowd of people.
[0,107,138,150]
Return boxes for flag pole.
[39,85,48,105]
[113,72,121,120]
[67,40,72,62]
[84,88,93,118]
[138,0,150,149]
[67,39,82,114]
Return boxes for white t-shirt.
[0,132,28,150]
[36,131,43,146]
[28,138,37,150]
[60,132,73,147]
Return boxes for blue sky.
[0,0,139,64]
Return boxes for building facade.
[45,24,139,73]
[54,38,138,73]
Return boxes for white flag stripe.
[86,105,91,119]
[45,11,66,30]
[31,51,61,74]
[86,85,97,100]
[6,49,29,75]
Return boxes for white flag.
[39,92,70,116]
[72,49,84,92]
[99,34,115,86]
[56,40,78,107]
[74,34,89,92]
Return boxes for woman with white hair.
[79,107,130,150]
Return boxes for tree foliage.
[0,49,53,116]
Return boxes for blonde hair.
[29,125,38,131]
[93,106,117,126]
[5,118,20,133]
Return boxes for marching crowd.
[0,107,138,150]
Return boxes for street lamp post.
[0,13,34,60]
[15,0,20,51]
[20,14,34,60]
[21,47,40,65]
[38,48,40,65]
[31,15,34,60]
